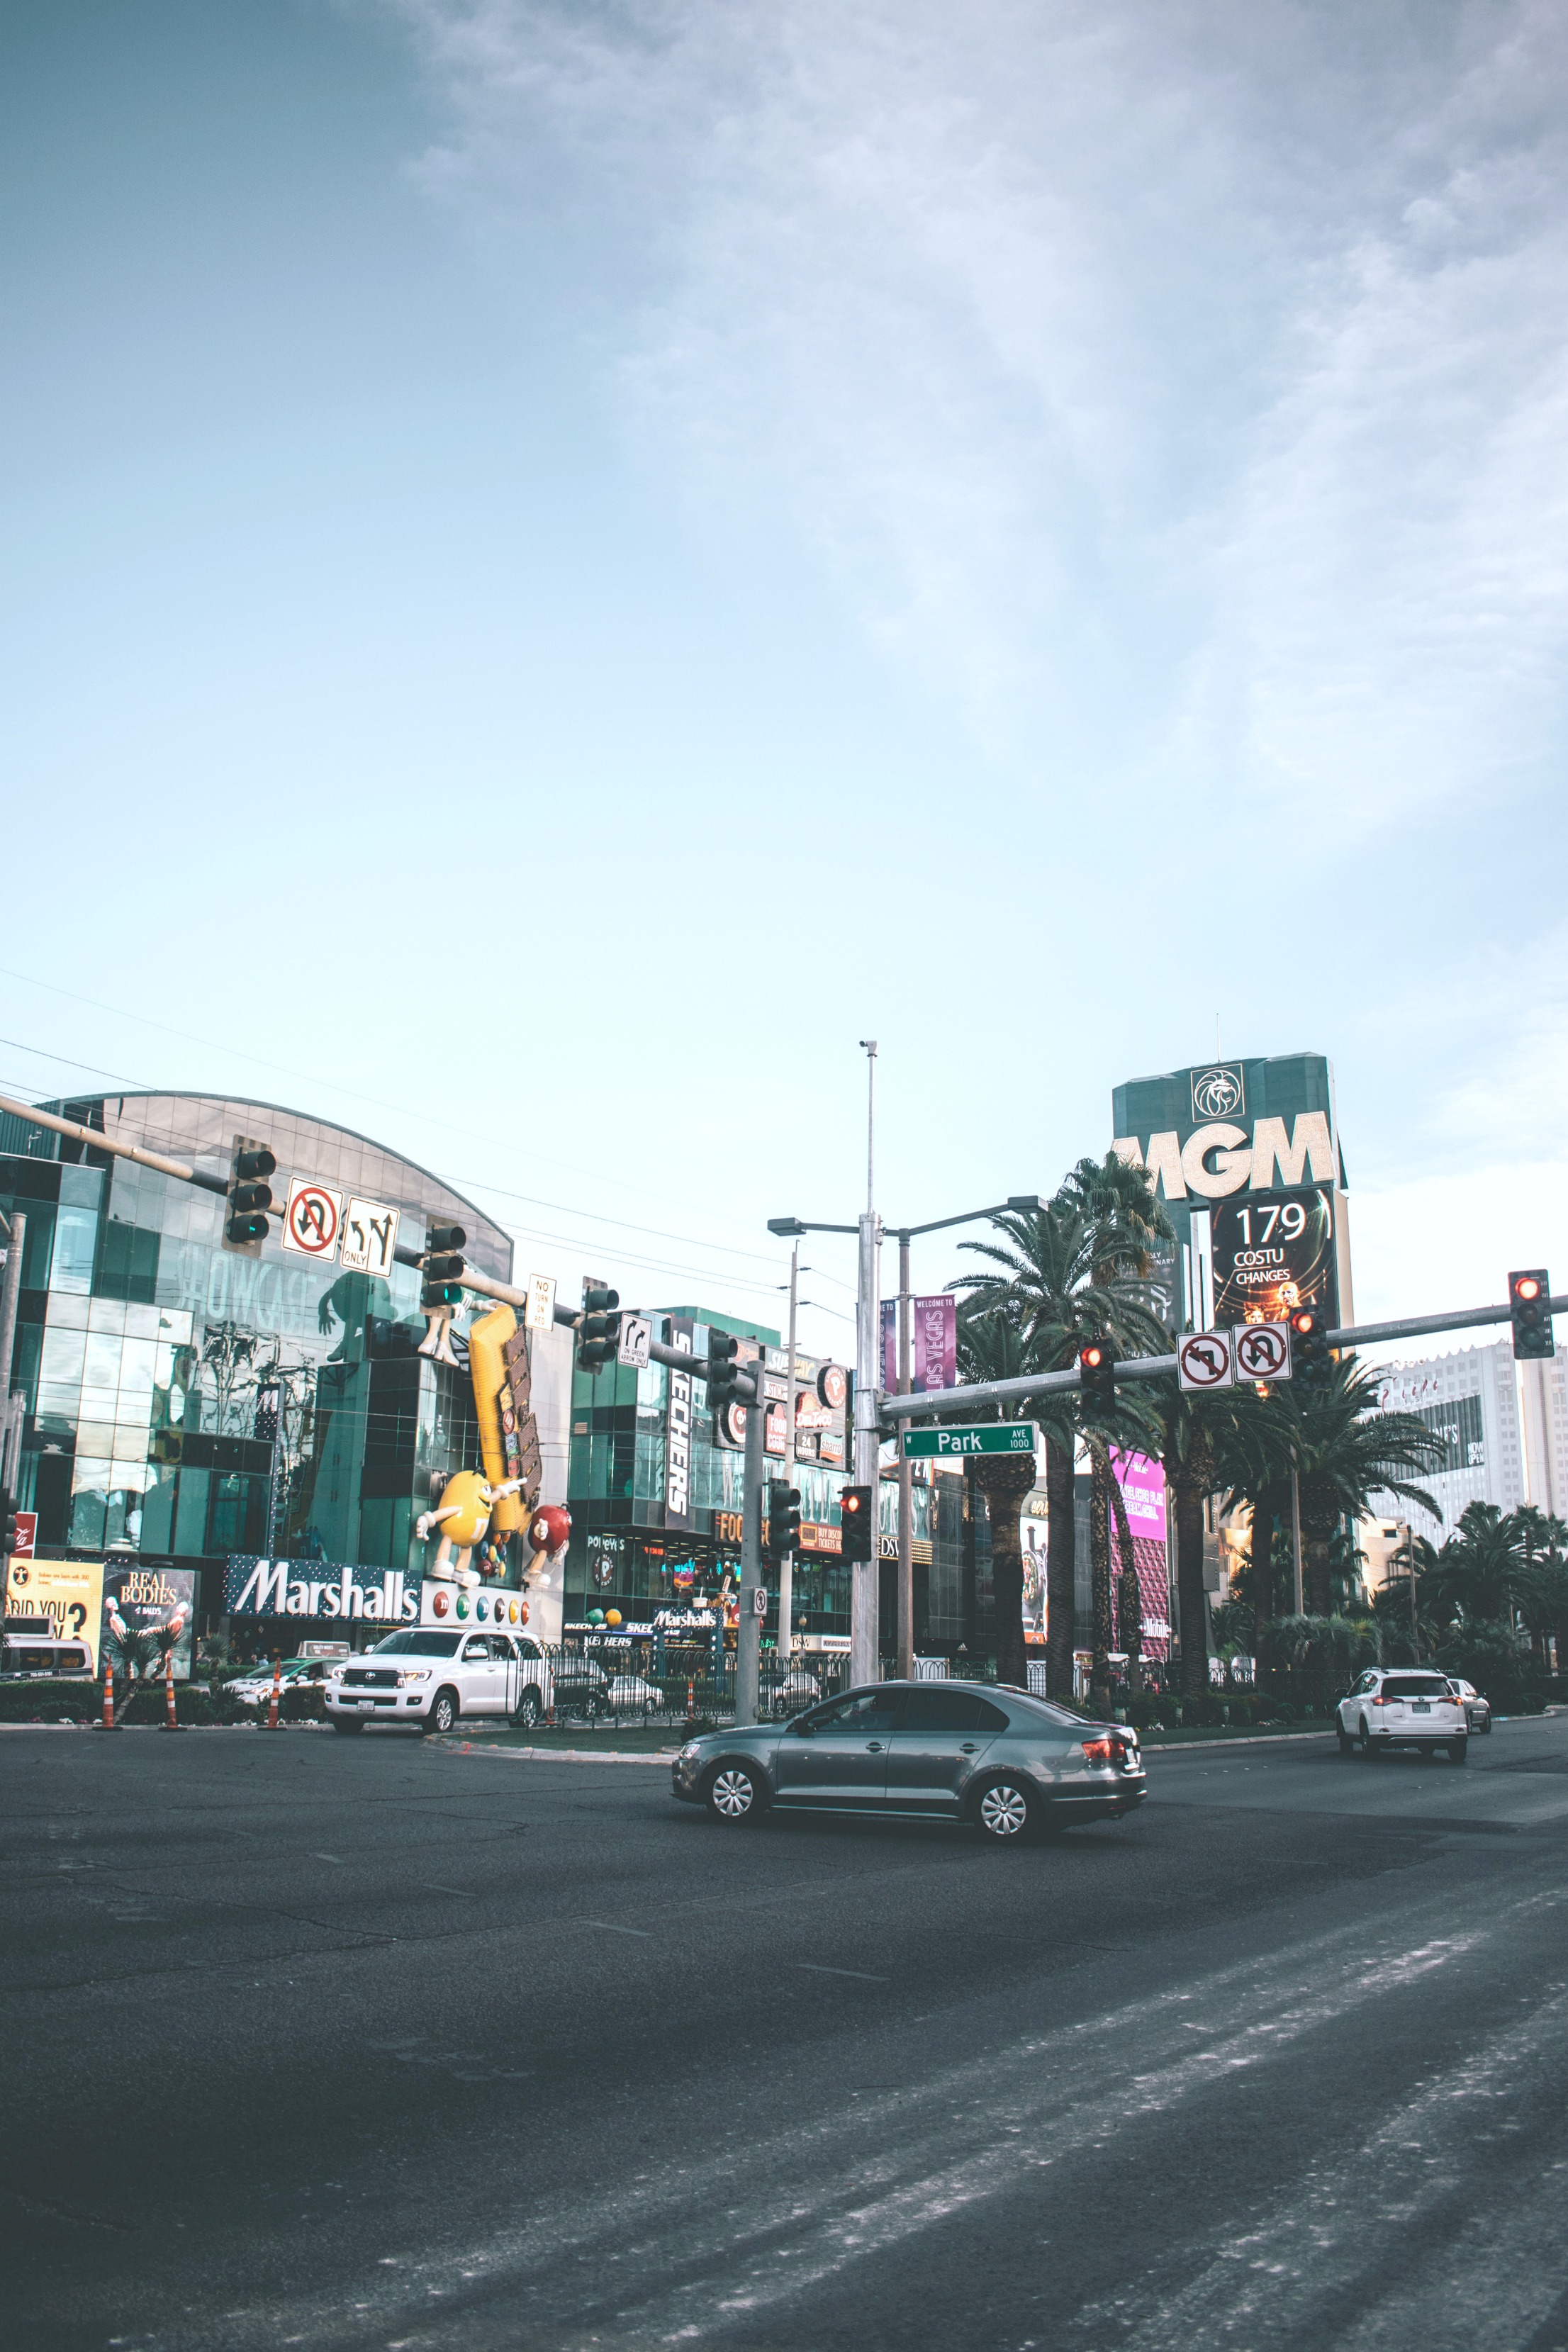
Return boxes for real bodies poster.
[101,1563,196,1681]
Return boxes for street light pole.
[852,1040,880,1689]
[771,1180,1043,1693]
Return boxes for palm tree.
[952,1185,1171,1700]
[1238,1357,1444,1617]
[1426,1502,1541,1625]
[952,1298,1043,1690]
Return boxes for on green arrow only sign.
[901,1422,1038,1459]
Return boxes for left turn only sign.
[282,1177,344,1259]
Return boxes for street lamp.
[768,1192,1044,1680]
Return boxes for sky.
[3,0,1567,1364]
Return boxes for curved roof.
[26,1090,513,1284]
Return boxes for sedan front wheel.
[705,1763,766,1822]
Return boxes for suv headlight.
[397,1669,432,1686]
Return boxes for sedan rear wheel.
[975,1779,1035,1844]
[705,1762,764,1822]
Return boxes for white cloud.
[393,0,1568,819]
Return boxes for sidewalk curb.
[435,1738,675,1764]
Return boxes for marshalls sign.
[225,1557,420,1623]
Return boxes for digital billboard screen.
[1209,1185,1338,1330]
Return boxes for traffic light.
[421,1223,466,1311]
[707,1328,743,1412]
[1509,1269,1555,1360]
[577,1283,622,1372]
[0,1488,18,1552]
[1078,1339,1115,1415]
[840,1484,873,1562]
[1290,1307,1332,1390]
[766,1481,802,1562]
[224,1135,276,1248]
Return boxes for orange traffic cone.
[164,1645,179,1730]
[267,1653,282,1730]
[102,1655,116,1730]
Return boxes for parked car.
[223,1657,337,1706]
[671,1680,1146,1841]
[1336,1669,1469,1761]
[1446,1676,1492,1734]
[600,1671,664,1720]
[758,1665,822,1718]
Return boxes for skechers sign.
[225,1556,420,1622]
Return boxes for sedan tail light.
[1082,1737,1116,1762]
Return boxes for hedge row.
[0,1677,326,1725]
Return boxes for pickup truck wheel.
[331,1716,364,1735]
[426,1689,459,1736]
[513,1690,542,1729]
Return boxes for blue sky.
[4,0,1566,1353]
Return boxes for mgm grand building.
[0,1092,571,1645]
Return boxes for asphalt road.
[5,1713,1568,2352]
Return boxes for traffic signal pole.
[877,1294,1568,1426]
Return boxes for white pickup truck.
[325,1628,607,1734]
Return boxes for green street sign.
[901,1422,1038,1459]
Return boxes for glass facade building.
[0,1092,513,1619]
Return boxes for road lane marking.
[578,1919,651,1936]
[797,1963,887,1981]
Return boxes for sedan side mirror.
[790,1719,816,1738]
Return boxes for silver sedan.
[671,1680,1146,1842]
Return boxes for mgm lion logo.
[1191,1065,1244,1121]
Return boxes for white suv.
[1337,1669,1468,1762]
[328,1629,534,1735]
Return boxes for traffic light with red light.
[1290,1307,1331,1390]
[1508,1270,1555,1360]
[1078,1339,1115,1415]
[839,1484,873,1562]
